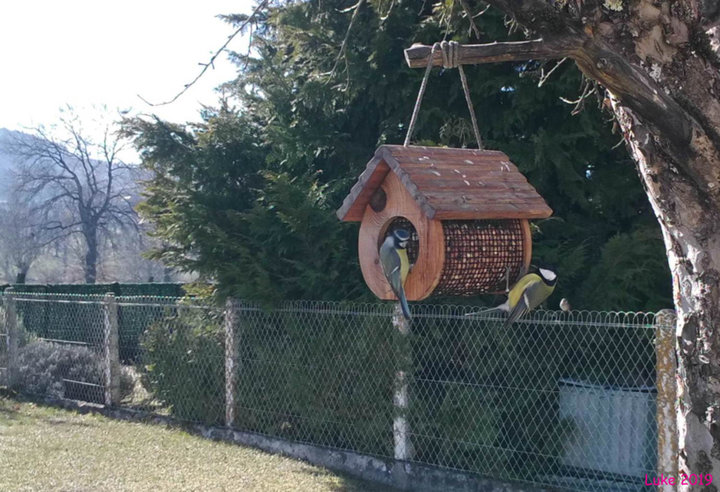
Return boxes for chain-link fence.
[6,293,108,403]
[0,292,673,492]
[117,296,226,421]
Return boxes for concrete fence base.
[3,390,549,492]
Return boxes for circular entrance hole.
[378,216,419,266]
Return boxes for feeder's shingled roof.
[337,145,553,221]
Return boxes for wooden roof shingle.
[337,145,553,221]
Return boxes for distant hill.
[0,128,23,199]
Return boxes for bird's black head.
[392,228,410,249]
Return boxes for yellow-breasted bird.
[379,228,411,320]
[467,265,557,327]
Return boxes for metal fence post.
[5,288,18,388]
[392,303,413,462]
[225,298,239,428]
[103,293,121,406]
[655,309,678,490]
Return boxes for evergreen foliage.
[140,307,225,425]
[126,0,671,311]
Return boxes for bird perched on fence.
[560,298,571,312]
[466,265,558,327]
[379,228,411,320]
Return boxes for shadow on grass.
[1,393,94,427]
[120,397,169,414]
[44,417,94,427]
[294,466,399,491]
[0,403,20,420]
[0,391,22,420]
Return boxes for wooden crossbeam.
[404,40,573,68]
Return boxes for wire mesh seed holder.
[337,41,553,301]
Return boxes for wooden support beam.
[404,40,572,68]
[405,38,693,154]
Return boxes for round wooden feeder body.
[359,172,444,301]
[339,146,552,302]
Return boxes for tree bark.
[610,94,720,487]
[163,266,172,283]
[405,0,720,486]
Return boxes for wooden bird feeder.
[336,145,553,301]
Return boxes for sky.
[0,1,255,133]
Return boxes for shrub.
[14,340,135,402]
[16,340,104,398]
[139,303,397,454]
[119,366,136,399]
[140,308,225,425]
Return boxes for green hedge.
[141,306,225,425]
[137,304,656,478]
[232,306,397,456]
[2,283,186,361]
[140,303,397,455]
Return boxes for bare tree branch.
[458,0,483,40]
[137,0,271,107]
[328,0,365,80]
[538,56,568,87]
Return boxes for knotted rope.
[404,41,483,149]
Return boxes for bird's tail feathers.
[504,304,528,328]
[465,303,507,317]
[399,292,411,320]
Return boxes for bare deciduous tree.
[0,194,47,283]
[7,109,138,283]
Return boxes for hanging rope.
[457,63,483,150]
[404,43,439,147]
[404,40,483,150]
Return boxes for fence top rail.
[228,301,661,327]
[0,291,666,328]
[115,301,211,309]
[4,292,108,299]
[0,292,182,300]
[12,297,105,306]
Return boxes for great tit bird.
[379,228,411,320]
[467,265,558,327]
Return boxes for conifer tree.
[128,0,669,310]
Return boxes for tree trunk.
[14,265,27,284]
[610,96,720,487]
[418,0,720,486]
[84,227,98,284]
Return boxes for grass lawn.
[0,397,390,491]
